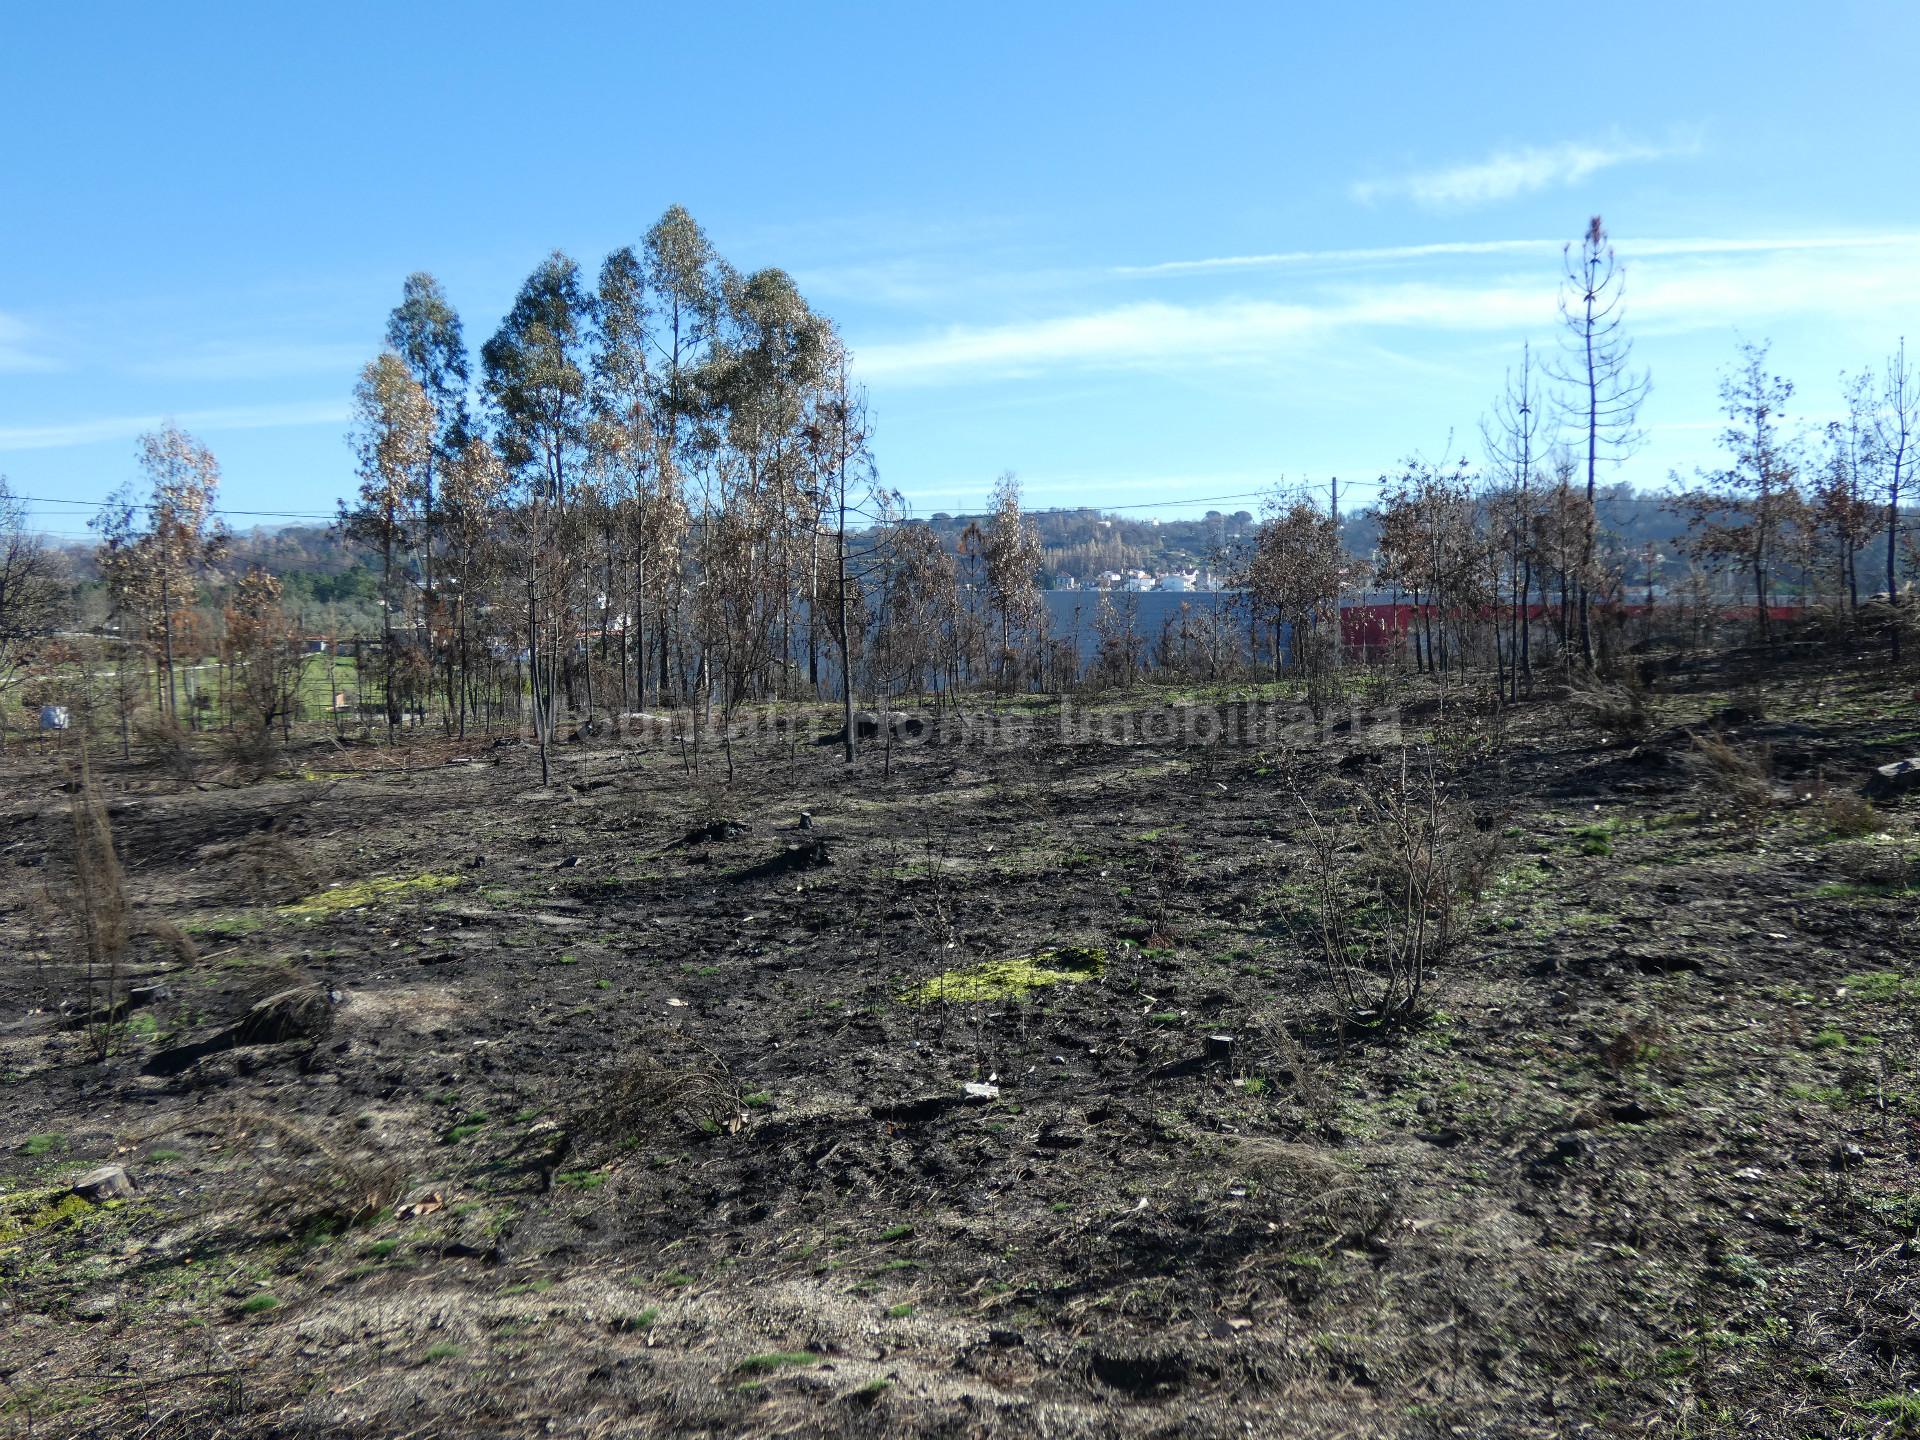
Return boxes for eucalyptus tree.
[1374,456,1482,678]
[1090,590,1145,687]
[643,208,722,700]
[483,251,594,505]
[805,343,886,760]
[1532,448,1591,659]
[223,565,302,762]
[981,473,1044,691]
[644,207,720,457]
[93,425,228,723]
[1550,217,1649,668]
[482,251,594,731]
[590,244,659,706]
[872,518,958,704]
[386,273,471,709]
[956,519,989,685]
[346,353,435,735]
[439,436,508,735]
[704,266,831,708]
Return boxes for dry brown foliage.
[133,1108,405,1236]
[1568,678,1654,739]
[567,1036,748,1161]
[1818,790,1886,839]
[1689,730,1776,821]
[56,754,131,1061]
[136,712,199,784]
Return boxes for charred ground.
[2,650,1918,1439]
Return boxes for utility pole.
[1330,476,1344,674]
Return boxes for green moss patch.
[1845,970,1920,1003]
[0,1188,104,1247]
[279,872,463,919]
[901,946,1106,1005]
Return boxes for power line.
[17,480,1364,536]
[1020,479,1383,517]
[4,491,338,521]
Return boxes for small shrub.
[1292,749,1504,1031]
[133,1110,403,1235]
[566,1037,748,1159]
[1602,1018,1669,1077]
[443,1113,489,1144]
[235,833,325,903]
[1690,732,1775,822]
[1827,841,1918,897]
[1570,680,1654,739]
[1820,792,1885,839]
[136,714,198,784]
[1574,822,1616,857]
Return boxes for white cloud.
[856,235,1920,386]
[1352,138,1699,209]
[0,401,349,452]
[1627,242,1920,335]
[1116,240,1557,277]
[858,287,1551,384]
[0,313,59,373]
[1118,232,1920,278]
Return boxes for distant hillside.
[47,484,1898,635]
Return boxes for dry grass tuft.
[134,1108,405,1235]
[1689,730,1776,821]
[1818,791,1886,839]
[136,712,200,784]
[567,1037,748,1161]
[235,831,327,902]
[1569,679,1655,739]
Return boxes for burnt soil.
[2,652,1918,1438]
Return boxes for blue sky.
[3,1,1918,538]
